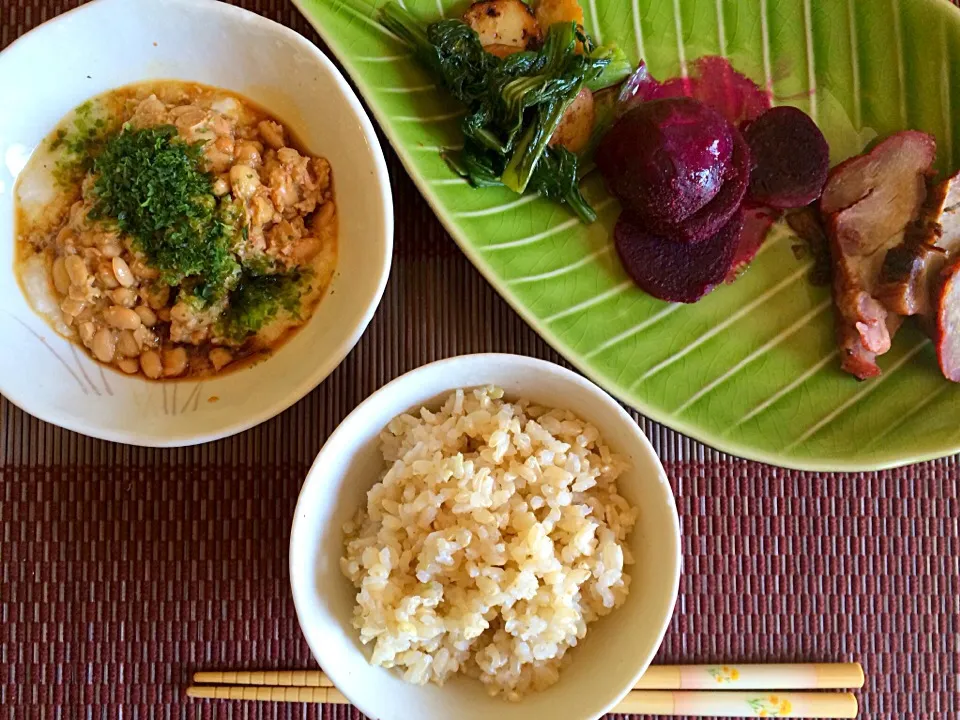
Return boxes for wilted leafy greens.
[379,2,631,223]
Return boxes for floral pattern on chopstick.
[706,665,741,683]
[747,695,793,717]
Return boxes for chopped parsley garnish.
[217,269,310,341]
[87,125,239,300]
[58,110,311,341]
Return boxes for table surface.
[2,1,958,718]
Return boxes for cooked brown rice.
[340,386,637,700]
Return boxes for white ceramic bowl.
[0,0,392,446]
[290,354,681,720]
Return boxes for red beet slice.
[725,206,780,283]
[615,209,745,303]
[617,57,772,127]
[596,97,734,227]
[642,129,751,243]
[744,106,829,208]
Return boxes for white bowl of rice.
[290,354,680,720]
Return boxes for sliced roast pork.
[876,172,960,318]
[819,131,937,379]
[935,258,960,381]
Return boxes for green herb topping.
[217,268,309,341]
[87,124,239,301]
[50,101,114,188]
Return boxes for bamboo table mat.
[1,1,958,718]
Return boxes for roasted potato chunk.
[463,0,541,52]
[549,88,595,154]
[535,0,585,31]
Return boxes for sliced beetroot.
[643,128,751,243]
[596,97,734,227]
[615,209,744,303]
[935,258,960,381]
[744,106,829,208]
[725,206,780,283]
[616,57,772,127]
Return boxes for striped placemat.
[1,2,958,718]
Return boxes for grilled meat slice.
[876,172,960,318]
[820,131,936,379]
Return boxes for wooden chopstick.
[186,686,859,718]
[193,663,864,691]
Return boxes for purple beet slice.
[596,97,734,227]
[615,208,745,303]
[744,106,829,208]
[642,128,751,243]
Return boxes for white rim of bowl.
[0,0,394,447]
[289,353,682,720]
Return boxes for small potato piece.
[549,88,595,154]
[535,0,585,31]
[463,0,541,51]
[141,350,163,379]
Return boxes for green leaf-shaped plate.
[295,0,960,470]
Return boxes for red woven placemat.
[2,2,958,719]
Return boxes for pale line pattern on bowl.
[673,298,832,415]
[177,381,205,414]
[10,314,91,395]
[727,349,840,432]
[69,344,103,397]
[891,0,908,128]
[628,261,815,390]
[430,177,469,186]
[435,0,445,17]
[453,194,540,218]
[544,280,634,324]
[803,0,818,123]
[583,232,785,361]
[583,303,681,360]
[864,384,949,451]
[97,365,113,397]
[715,0,728,57]
[672,0,688,77]
[846,0,862,129]
[506,245,614,285]
[782,338,930,453]
[631,0,646,60]
[481,197,616,250]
